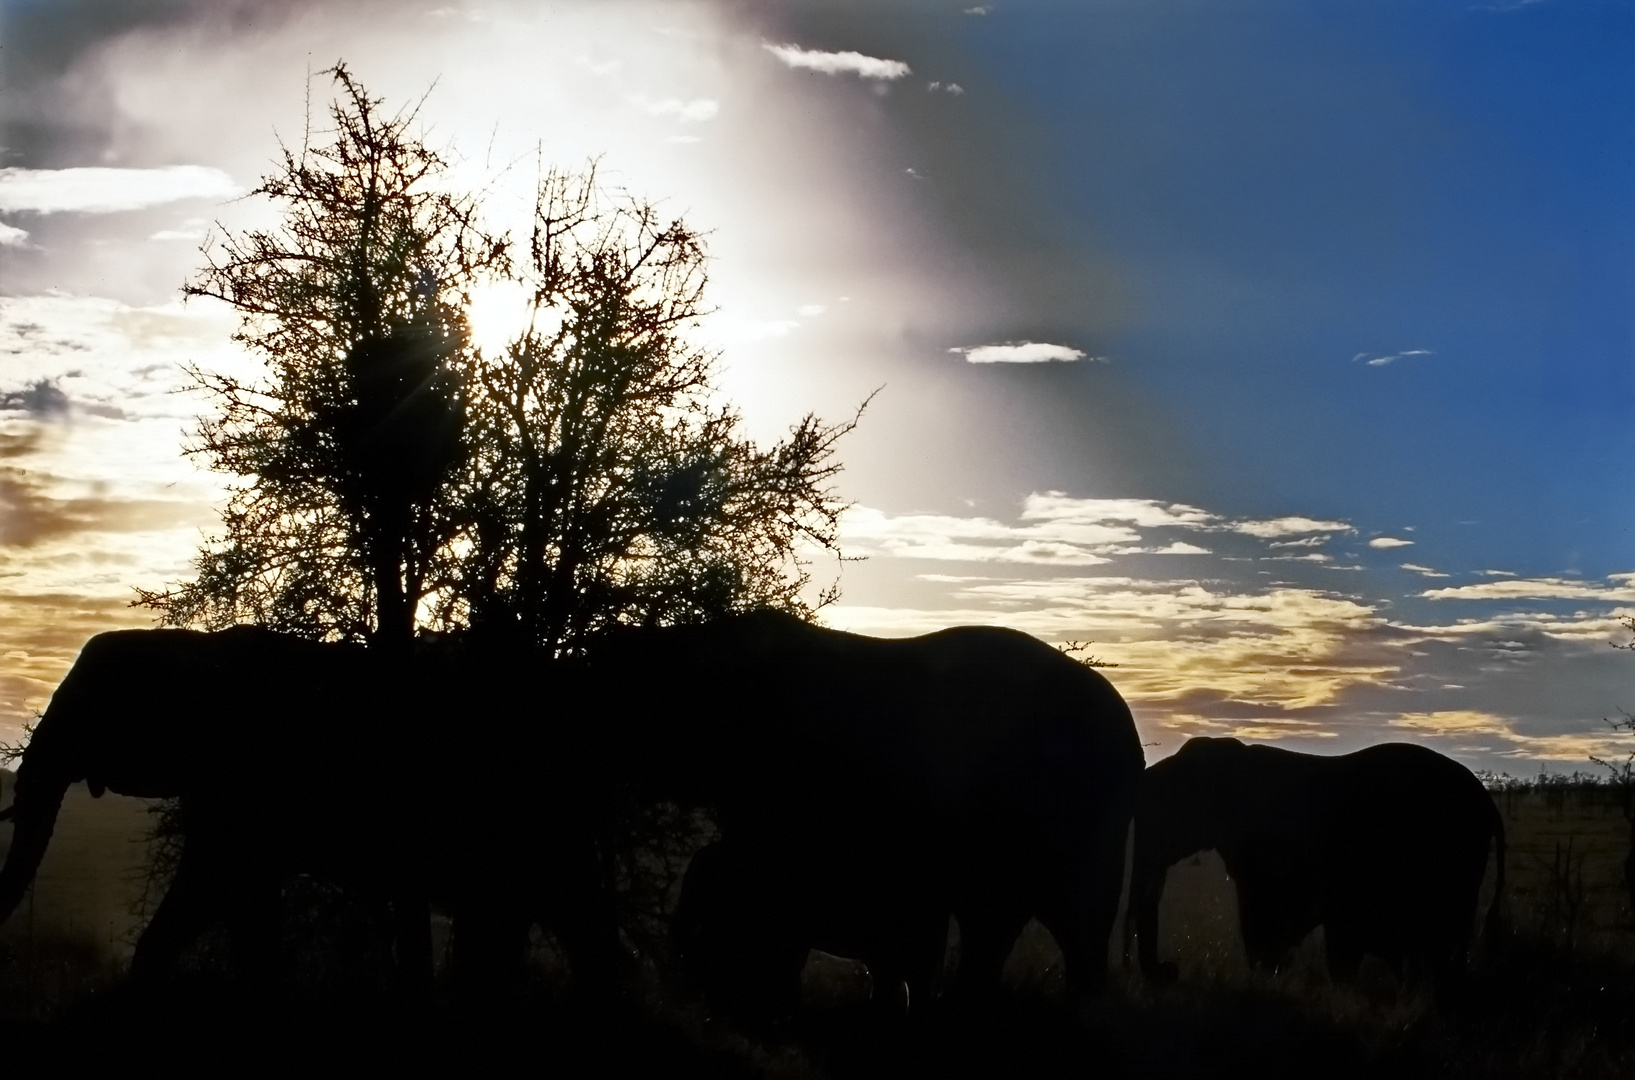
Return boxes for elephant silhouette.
[671,837,949,1022]
[588,610,1145,1011]
[1127,737,1506,999]
[0,627,625,994]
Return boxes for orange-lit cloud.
[1390,710,1631,761]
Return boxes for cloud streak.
[0,166,241,213]
[634,97,719,122]
[1390,710,1628,761]
[841,494,1371,567]
[1354,348,1433,367]
[1422,574,1635,602]
[952,342,1092,363]
[1233,516,1353,539]
[763,43,911,80]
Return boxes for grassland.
[1,775,1631,1077]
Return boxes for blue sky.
[0,0,1630,770]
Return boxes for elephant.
[1127,737,1506,997]
[670,837,950,1022]
[584,609,1146,1010]
[0,627,626,995]
[0,627,419,982]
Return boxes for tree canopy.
[141,65,856,652]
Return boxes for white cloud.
[1355,348,1433,367]
[149,217,209,242]
[1401,563,1450,578]
[1233,516,1353,539]
[953,341,1091,363]
[1421,574,1635,602]
[0,166,241,214]
[844,494,1368,567]
[797,303,827,317]
[0,221,28,246]
[1121,541,1212,556]
[635,97,719,122]
[1019,493,1218,529]
[840,506,1127,565]
[1368,536,1414,549]
[763,43,911,80]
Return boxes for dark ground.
[3,783,1633,1077]
[4,936,1633,1080]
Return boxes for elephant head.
[0,628,375,936]
[1128,736,1305,981]
[2,630,220,925]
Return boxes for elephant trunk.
[1129,841,1171,979]
[1129,789,1205,981]
[0,765,71,927]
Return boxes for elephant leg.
[901,912,953,1012]
[1419,888,1478,1007]
[390,893,434,993]
[132,853,221,981]
[864,925,939,1018]
[1323,923,1364,984]
[220,865,281,984]
[1236,882,1299,972]
[451,895,530,999]
[949,907,1029,1009]
[1044,849,1126,998]
[543,833,629,1001]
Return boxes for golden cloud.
[1390,710,1631,761]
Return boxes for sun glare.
[464,278,536,358]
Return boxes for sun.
[463,278,536,358]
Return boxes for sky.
[0,0,1631,773]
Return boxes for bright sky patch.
[0,166,241,213]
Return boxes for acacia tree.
[144,70,855,652]
[140,64,505,646]
[447,167,855,652]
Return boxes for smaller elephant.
[670,838,948,1023]
[1128,738,1505,997]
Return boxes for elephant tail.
[1483,800,1507,943]
[0,766,70,928]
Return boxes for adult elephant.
[586,610,1145,1010]
[1128,737,1505,996]
[0,627,428,980]
[0,627,623,993]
